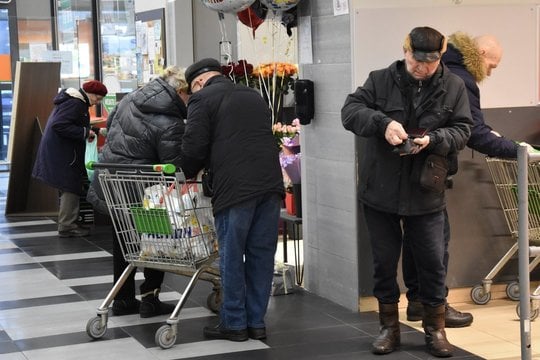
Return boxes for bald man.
[403,32,522,328]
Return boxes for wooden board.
[6,62,61,217]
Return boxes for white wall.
[134,0,166,13]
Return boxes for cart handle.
[85,161,176,174]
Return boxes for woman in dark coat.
[32,80,107,237]
[87,66,189,318]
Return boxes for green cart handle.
[85,161,176,174]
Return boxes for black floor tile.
[41,256,112,279]
[13,236,105,257]
[0,294,84,311]
[0,262,41,273]
[13,328,130,352]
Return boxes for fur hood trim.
[448,32,486,83]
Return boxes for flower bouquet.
[221,59,257,88]
[253,62,298,124]
[272,118,300,150]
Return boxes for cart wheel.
[155,324,176,349]
[515,302,540,321]
[86,316,107,339]
[207,290,221,313]
[506,281,520,301]
[471,285,491,305]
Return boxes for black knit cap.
[408,26,446,62]
[185,58,222,93]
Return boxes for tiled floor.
[0,171,534,359]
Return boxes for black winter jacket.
[87,77,187,214]
[342,60,473,216]
[442,33,518,158]
[32,88,92,195]
[182,75,284,215]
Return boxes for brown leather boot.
[423,304,453,357]
[372,302,400,355]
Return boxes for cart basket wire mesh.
[98,168,217,270]
[486,157,540,243]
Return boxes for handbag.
[201,168,213,197]
[420,154,448,193]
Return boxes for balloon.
[237,1,267,37]
[259,0,300,12]
[200,0,256,14]
[281,5,297,37]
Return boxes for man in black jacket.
[182,58,284,342]
[403,32,534,328]
[342,27,473,357]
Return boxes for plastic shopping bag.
[85,138,98,182]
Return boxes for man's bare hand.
[385,120,408,146]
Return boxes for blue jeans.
[363,204,447,306]
[214,193,281,330]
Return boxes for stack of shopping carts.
[471,158,540,320]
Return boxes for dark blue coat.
[32,88,91,195]
[442,42,518,158]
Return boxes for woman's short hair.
[160,66,188,93]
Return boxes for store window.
[57,0,96,89]
[99,0,137,94]
[0,8,11,161]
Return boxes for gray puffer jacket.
[88,77,187,214]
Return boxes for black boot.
[139,288,176,318]
[423,304,453,357]
[372,302,400,355]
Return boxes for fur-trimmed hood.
[447,32,486,83]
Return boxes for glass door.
[0,4,14,163]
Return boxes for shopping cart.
[84,162,220,349]
[470,157,540,319]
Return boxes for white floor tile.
[148,339,269,360]
[22,338,155,360]
[34,251,111,263]
[0,220,56,229]
[0,231,58,240]
[0,268,75,302]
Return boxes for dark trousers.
[402,209,450,301]
[112,227,165,300]
[363,204,447,306]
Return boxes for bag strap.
[204,85,235,170]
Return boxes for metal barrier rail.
[517,145,540,360]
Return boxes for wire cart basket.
[470,157,540,319]
[84,162,220,349]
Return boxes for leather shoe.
[203,324,248,342]
[445,304,473,328]
[248,327,266,340]
[407,301,473,328]
[139,290,176,318]
[58,227,90,238]
[112,299,141,316]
